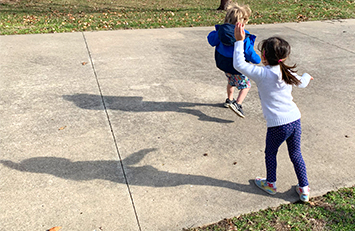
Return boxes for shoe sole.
[228,104,245,118]
[223,103,230,108]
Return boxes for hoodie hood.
[217,23,236,46]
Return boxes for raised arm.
[233,23,266,83]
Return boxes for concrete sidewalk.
[1,19,355,231]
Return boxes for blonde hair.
[224,2,251,25]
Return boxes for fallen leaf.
[203,153,208,156]
[58,126,67,130]
[233,162,237,165]
[82,62,88,65]
[47,227,62,231]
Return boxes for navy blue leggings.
[265,119,309,187]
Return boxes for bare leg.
[227,84,234,100]
[236,88,250,104]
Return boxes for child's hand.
[234,22,245,41]
[310,76,314,80]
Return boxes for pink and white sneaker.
[296,184,310,202]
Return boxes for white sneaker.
[296,184,310,202]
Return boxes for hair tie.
[278,59,282,63]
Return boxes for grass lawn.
[186,186,355,230]
[0,0,355,35]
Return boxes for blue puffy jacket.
[208,23,261,75]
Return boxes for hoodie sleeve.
[244,34,261,64]
[207,30,220,47]
[294,73,312,88]
[233,41,266,84]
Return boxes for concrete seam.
[284,25,355,55]
[81,32,142,231]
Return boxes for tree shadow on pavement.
[0,148,297,202]
[62,94,234,123]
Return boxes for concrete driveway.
[1,19,355,230]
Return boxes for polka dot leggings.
[265,119,309,187]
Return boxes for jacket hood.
[217,23,251,46]
[217,23,236,46]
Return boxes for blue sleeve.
[207,30,220,47]
[244,34,261,64]
[245,49,261,64]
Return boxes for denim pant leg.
[286,120,309,187]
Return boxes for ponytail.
[279,62,301,86]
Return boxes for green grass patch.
[186,186,355,231]
[1,0,355,35]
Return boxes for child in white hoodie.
[233,23,314,202]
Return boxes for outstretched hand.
[234,22,245,41]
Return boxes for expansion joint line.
[285,25,355,55]
[82,32,142,231]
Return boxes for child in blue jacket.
[208,2,260,118]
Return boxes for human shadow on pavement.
[62,94,233,123]
[1,148,297,202]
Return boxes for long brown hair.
[258,37,301,86]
